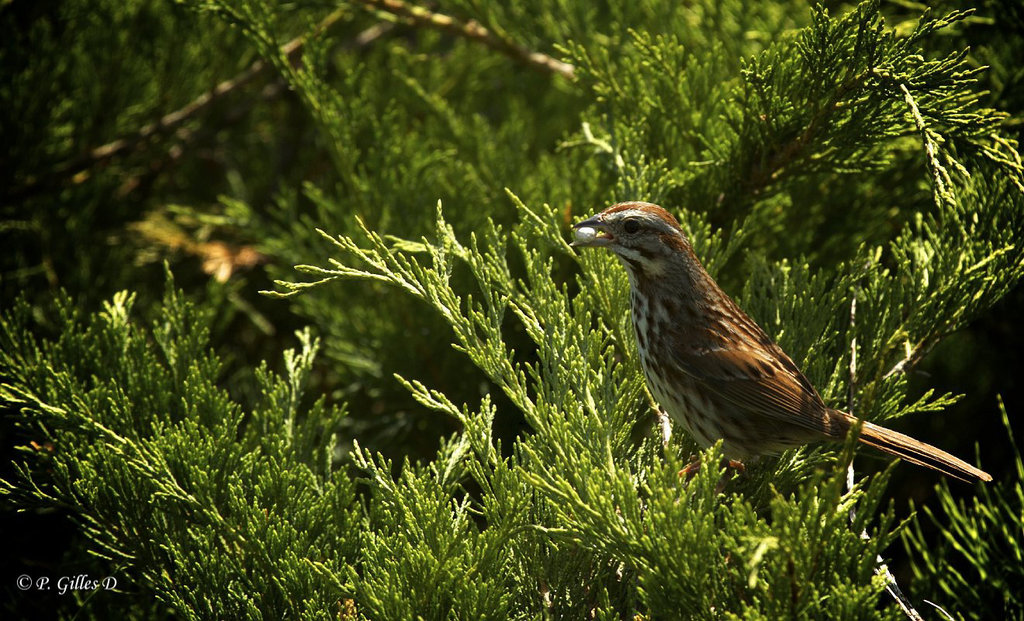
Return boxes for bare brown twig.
[8,1,572,203]
[5,9,384,203]
[845,296,924,621]
[745,69,870,196]
[353,0,575,80]
[882,331,947,380]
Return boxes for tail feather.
[831,411,991,483]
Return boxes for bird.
[571,201,991,483]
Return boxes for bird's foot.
[677,455,702,480]
[724,459,746,475]
[678,457,746,493]
[715,459,746,494]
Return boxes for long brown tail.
[830,410,992,483]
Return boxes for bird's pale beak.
[571,215,614,248]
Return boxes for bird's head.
[572,202,693,279]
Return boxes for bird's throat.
[614,250,670,282]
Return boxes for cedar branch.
[353,0,575,80]
[5,10,388,203]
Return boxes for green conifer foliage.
[2,279,358,618]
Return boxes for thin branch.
[115,81,287,198]
[882,332,945,380]
[848,295,858,415]
[8,1,572,203]
[746,69,870,194]
[5,9,388,203]
[353,0,575,80]
[922,600,957,621]
[879,563,925,621]
[846,294,923,621]
[847,294,860,515]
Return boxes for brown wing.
[669,343,837,437]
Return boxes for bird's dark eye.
[623,218,641,234]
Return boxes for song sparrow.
[572,201,991,482]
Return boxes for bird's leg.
[724,459,746,474]
[678,455,702,480]
[678,457,746,493]
[645,391,672,449]
[715,459,746,494]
